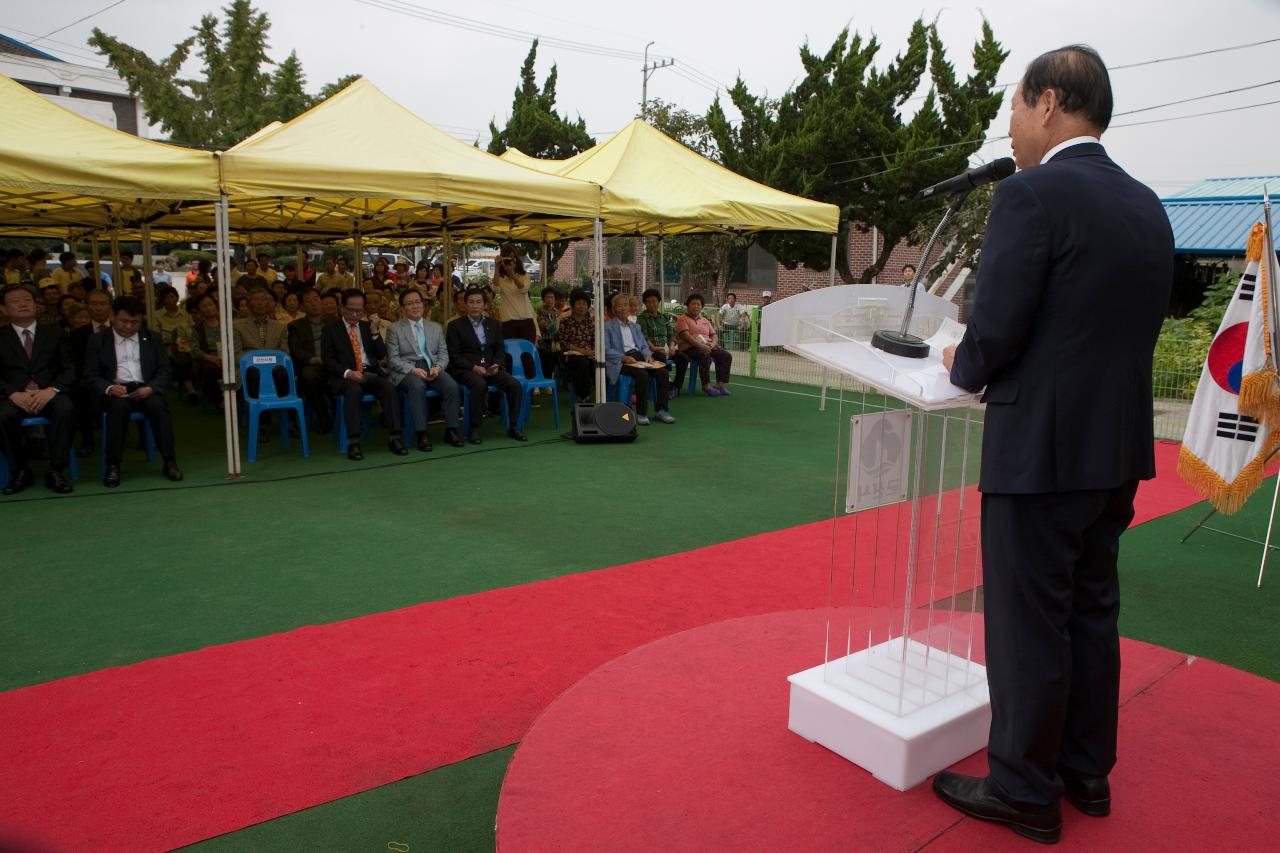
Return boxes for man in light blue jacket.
[604,292,674,426]
[386,289,464,450]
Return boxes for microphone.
[916,157,1016,200]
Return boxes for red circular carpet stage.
[497,609,1279,851]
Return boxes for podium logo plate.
[847,410,911,512]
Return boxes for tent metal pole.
[296,241,305,286]
[140,224,155,322]
[90,234,100,290]
[658,233,665,297]
[594,218,606,401]
[352,225,363,289]
[442,226,453,323]
[109,231,122,296]
[215,194,241,478]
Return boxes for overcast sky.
[6,0,1279,195]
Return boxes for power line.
[1112,78,1280,117]
[30,0,128,44]
[1111,97,1280,128]
[1109,37,1280,70]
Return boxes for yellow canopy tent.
[500,118,839,236]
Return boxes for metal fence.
[714,306,1198,441]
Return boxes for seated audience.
[321,289,407,461]
[535,286,561,380]
[50,251,85,294]
[188,293,225,409]
[279,291,303,323]
[639,288,680,402]
[320,292,341,319]
[315,255,349,292]
[84,296,182,486]
[286,288,335,435]
[387,289,464,450]
[37,284,61,325]
[237,259,271,292]
[557,289,595,401]
[605,293,674,425]
[1,284,77,495]
[675,293,733,396]
[69,289,115,453]
[364,289,393,339]
[445,287,526,445]
[233,287,291,413]
[151,285,197,403]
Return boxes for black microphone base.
[871,330,931,359]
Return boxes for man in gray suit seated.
[386,289,464,450]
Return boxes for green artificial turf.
[2,378,863,691]
[179,746,515,853]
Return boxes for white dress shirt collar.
[1041,136,1100,165]
[11,319,37,337]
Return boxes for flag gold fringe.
[1239,228,1280,426]
[1178,432,1280,515]
[1244,222,1266,263]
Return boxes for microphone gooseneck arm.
[898,190,971,336]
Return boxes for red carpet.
[497,609,1280,852]
[0,441,1207,851]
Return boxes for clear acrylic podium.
[760,286,990,791]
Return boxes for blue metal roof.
[1167,176,1280,200]
[0,34,64,63]
[1161,176,1280,255]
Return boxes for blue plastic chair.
[504,339,559,429]
[0,416,80,484]
[333,392,377,453]
[99,411,153,478]
[238,350,309,463]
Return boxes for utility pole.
[641,41,674,120]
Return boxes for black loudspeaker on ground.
[571,402,639,443]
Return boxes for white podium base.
[787,640,991,791]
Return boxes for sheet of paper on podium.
[786,318,979,410]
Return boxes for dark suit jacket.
[288,315,332,366]
[68,322,107,382]
[83,327,172,396]
[446,315,506,374]
[0,322,74,395]
[950,143,1173,493]
[321,319,386,379]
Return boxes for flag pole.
[1257,188,1279,586]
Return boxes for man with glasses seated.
[386,289,464,450]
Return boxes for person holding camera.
[493,245,538,346]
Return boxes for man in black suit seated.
[84,296,183,487]
[445,287,526,445]
[321,288,408,461]
[67,288,114,456]
[933,46,1174,843]
[0,284,77,494]
[287,287,334,435]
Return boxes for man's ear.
[1039,88,1059,126]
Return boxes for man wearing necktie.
[386,289,464,450]
[0,284,77,495]
[321,288,407,461]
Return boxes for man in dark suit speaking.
[935,46,1173,844]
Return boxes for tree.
[707,20,1007,283]
[488,40,596,273]
[89,0,357,148]
[487,40,594,159]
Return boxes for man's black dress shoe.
[508,428,528,442]
[1060,770,1110,817]
[445,428,465,448]
[3,468,34,496]
[347,442,364,461]
[468,429,482,445]
[45,468,74,494]
[163,461,184,482]
[416,431,433,452]
[932,771,1061,844]
[103,464,121,488]
[389,437,409,456]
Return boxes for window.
[573,247,589,281]
[728,244,778,288]
[606,237,636,265]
